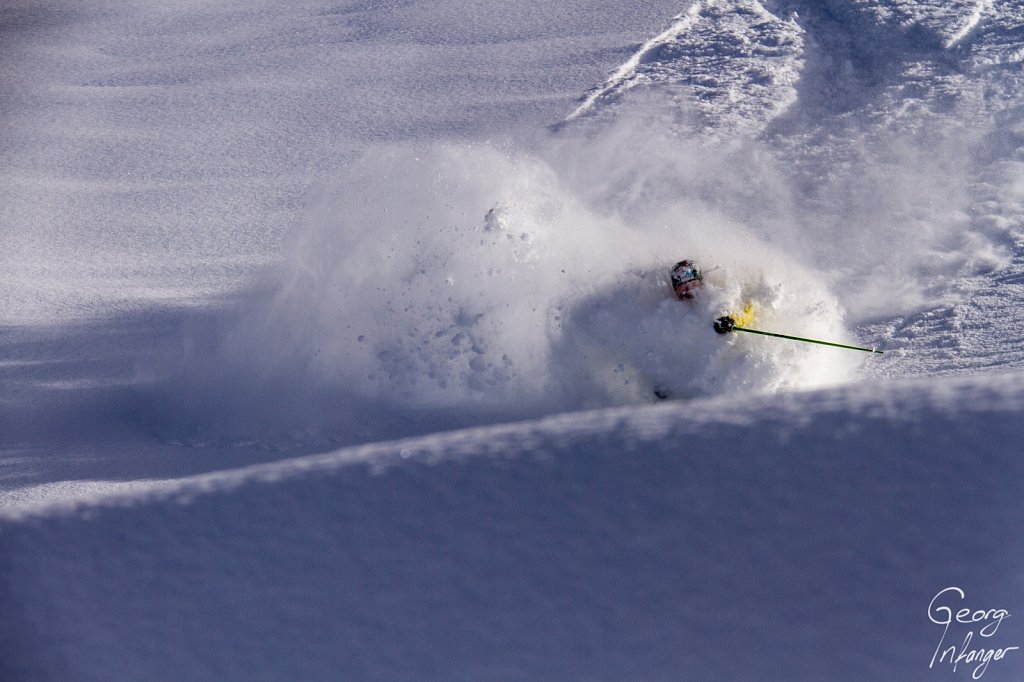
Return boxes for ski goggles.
[671,264,702,285]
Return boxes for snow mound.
[4,371,1024,681]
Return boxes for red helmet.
[670,260,703,300]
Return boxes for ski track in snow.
[565,1,705,121]
[566,0,805,138]
[944,0,993,48]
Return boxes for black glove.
[713,316,735,334]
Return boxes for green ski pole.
[713,316,883,354]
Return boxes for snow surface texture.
[3,0,1024,679]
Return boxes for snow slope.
[4,0,1024,679]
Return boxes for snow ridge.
[4,372,1024,681]
[943,0,993,48]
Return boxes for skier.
[667,260,883,354]
[669,259,753,330]
[670,259,703,300]
[655,258,705,401]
